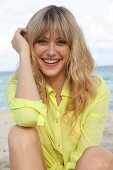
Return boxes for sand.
[0,110,113,170]
[0,110,14,170]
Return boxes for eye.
[36,39,47,45]
[56,40,67,45]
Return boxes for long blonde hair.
[22,5,97,119]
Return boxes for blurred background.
[0,0,113,111]
[0,1,113,169]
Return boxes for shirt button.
[55,119,58,123]
[58,144,60,147]
[55,108,57,112]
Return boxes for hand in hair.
[11,28,30,57]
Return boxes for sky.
[0,0,113,71]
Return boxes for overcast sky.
[0,0,113,71]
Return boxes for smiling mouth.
[42,59,61,64]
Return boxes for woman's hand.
[11,28,30,57]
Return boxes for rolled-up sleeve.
[6,76,47,127]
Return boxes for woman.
[7,5,113,170]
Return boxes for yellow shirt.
[6,77,110,170]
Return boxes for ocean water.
[0,65,113,111]
[0,71,14,110]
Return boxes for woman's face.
[33,33,70,80]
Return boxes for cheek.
[61,48,70,60]
[33,46,41,65]
[33,44,44,56]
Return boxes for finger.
[17,28,27,34]
[14,28,27,37]
[17,28,28,39]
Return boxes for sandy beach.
[0,110,14,170]
[0,110,113,170]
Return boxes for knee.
[82,146,113,170]
[8,125,39,151]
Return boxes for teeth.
[43,59,60,64]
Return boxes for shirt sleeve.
[66,78,110,169]
[6,76,47,127]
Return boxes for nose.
[47,42,56,56]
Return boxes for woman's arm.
[11,28,40,100]
[6,28,47,127]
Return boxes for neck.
[46,74,66,96]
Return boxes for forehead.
[37,24,65,39]
[41,32,64,39]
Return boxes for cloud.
[0,0,113,71]
[106,2,113,24]
[96,42,113,49]
[78,5,113,52]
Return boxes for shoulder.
[83,77,110,118]
[9,74,17,82]
[6,74,18,92]
[94,76,110,101]
[7,74,18,86]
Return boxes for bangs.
[33,9,72,47]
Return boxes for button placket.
[55,118,58,123]
[54,107,59,123]
[54,109,62,150]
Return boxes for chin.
[43,72,59,77]
[41,69,62,78]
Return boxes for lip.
[41,57,61,60]
[43,58,60,63]
[41,58,61,67]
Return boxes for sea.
[0,65,113,111]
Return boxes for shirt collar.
[46,79,70,97]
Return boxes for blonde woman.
[7,5,113,170]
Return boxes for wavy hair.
[22,5,97,122]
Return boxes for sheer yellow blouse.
[6,77,110,170]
